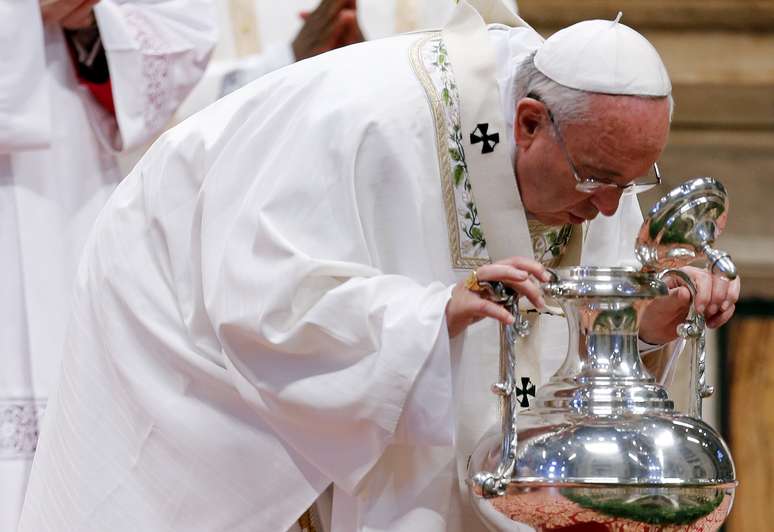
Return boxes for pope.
[18,1,739,531]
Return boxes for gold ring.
[464,269,485,293]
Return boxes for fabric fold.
[0,0,51,152]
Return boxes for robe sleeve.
[190,99,455,494]
[0,0,51,152]
[91,0,217,151]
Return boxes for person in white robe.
[0,1,216,530]
[177,0,520,120]
[17,1,740,531]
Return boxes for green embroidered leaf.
[471,227,483,241]
[449,148,461,161]
[442,88,450,106]
[453,164,464,187]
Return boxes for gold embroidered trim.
[409,33,488,271]
[297,509,316,532]
[527,219,574,268]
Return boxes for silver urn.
[468,178,738,531]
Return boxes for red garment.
[63,29,116,117]
[82,79,115,116]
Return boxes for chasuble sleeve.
[193,95,456,493]
[90,0,217,151]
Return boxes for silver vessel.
[469,178,737,531]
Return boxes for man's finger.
[340,13,364,44]
[511,280,545,310]
[723,277,741,311]
[707,304,735,329]
[704,275,730,316]
[333,9,361,44]
[473,265,545,308]
[667,285,692,309]
[472,297,515,325]
[326,11,354,48]
[495,256,550,281]
[475,264,528,284]
[684,268,712,313]
[316,0,346,22]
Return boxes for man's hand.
[446,257,551,339]
[292,0,364,61]
[40,0,99,30]
[639,266,741,345]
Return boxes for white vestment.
[18,15,645,532]
[1,1,215,530]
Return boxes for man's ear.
[514,98,547,149]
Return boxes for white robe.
[18,21,644,532]
[0,2,215,530]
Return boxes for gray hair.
[513,51,674,126]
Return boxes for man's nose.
[590,189,622,216]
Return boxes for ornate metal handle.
[471,281,529,498]
[657,269,714,418]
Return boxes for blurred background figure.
[175,0,520,119]
[0,0,216,530]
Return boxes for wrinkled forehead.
[584,94,670,146]
[565,95,671,173]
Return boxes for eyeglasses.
[527,93,662,195]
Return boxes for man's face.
[513,94,671,225]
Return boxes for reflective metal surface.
[636,177,736,279]
[468,180,738,531]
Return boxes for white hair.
[513,51,674,126]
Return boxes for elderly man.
[18,1,738,531]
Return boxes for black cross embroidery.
[470,123,499,154]
[515,377,536,408]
